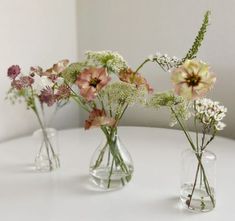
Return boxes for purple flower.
[11,80,23,90]
[39,87,56,106]
[7,65,21,79]
[11,76,34,90]
[20,76,34,87]
[56,84,71,101]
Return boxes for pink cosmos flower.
[39,87,56,106]
[76,67,111,101]
[171,60,216,100]
[84,108,116,130]
[7,65,21,79]
[119,68,153,93]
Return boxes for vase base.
[89,166,133,190]
[180,184,215,212]
[35,154,60,172]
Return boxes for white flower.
[214,112,226,121]
[85,50,128,74]
[55,77,64,86]
[195,98,227,131]
[202,115,211,124]
[205,106,216,117]
[32,75,53,95]
[215,122,226,131]
[195,102,206,114]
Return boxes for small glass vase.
[89,129,134,190]
[33,128,60,172]
[180,148,216,212]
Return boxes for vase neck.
[102,127,118,141]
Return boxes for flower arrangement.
[6,60,70,171]
[5,9,226,205]
[61,50,152,189]
[148,11,227,212]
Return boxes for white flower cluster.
[148,52,181,71]
[148,91,191,127]
[100,82,148,107]
[85,50,128,74]
[195,98,227,131]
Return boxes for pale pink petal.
[80,87,96,101]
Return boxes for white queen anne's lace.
[147,52,181,71]
[85,50,128,74]
[195,98,227,131]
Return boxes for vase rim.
[184,148,216,156]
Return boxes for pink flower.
[76,67,111,101]
[171,60,216,100]
[11,76,34,90]
[19,76,34,87]
[119,68,153,93]
[55,84,71,101]
[43,59,69,82]
[51,59,69,74]
[84,108,116,130]
[39,87,56,106]
[30,66,43,77]
[11,79,23,90]
[7,65,21,79]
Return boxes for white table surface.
[0,126,234,221]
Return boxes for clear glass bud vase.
[33,128,60,172]
[180,148,216,212]
[89,129,134,190]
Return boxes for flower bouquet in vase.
[61,51,153,190]
[149,59,227,212]
[6,60,71,172]
[147,10,227,212]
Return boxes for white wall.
[0,0,79,142]
[77,0,235,139]
[1,0,234,141]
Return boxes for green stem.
[107,157,115,188]
[64,81,90,112]
[33,107,54,170]
[170,107,196,151]
[107,92,113,117]
[202,131,216,151]
[134,59,149,73]
[92,141,108,169]
[188,159,201,207]
[171,105,215,208]
[193,101,199,152]
[195,153,216,207]
[100,127,131,187]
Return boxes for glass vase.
[180,148,216,212]
[89,129,134,190]
[33,128,60,172]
